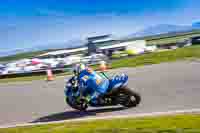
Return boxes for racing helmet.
[73,63,86,75]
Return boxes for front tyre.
[66,97,88,111]
[118,87,141,107]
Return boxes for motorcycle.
[64,73,141,111]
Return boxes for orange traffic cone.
[99,61,107,72]
[46,69,54,81]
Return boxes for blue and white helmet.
[73,63,86,75]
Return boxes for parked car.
[82,53,108,64]
[42,58,60,68]
[23,65,39,72]
[64,55,82,65]
[0,64,5,74]
[144,46,157,52]
[4,66,23,73]
[0,64,5,68]
[126,48,145,56]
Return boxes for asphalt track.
[0,61,200,126]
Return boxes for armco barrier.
[0,68,71,79]
[0,61,105,79]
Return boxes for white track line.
[1,108,200,129]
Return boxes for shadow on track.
[31,106,126,123]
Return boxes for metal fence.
[0,67,72,79]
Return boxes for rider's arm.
[78,76,87,98]
[99,71,109,79]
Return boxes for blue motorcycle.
[64,73,141,111]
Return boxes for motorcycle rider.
[72,63,109,106]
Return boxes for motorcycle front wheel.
[66,97,88,111]
[118,87,141,107]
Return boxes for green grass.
[1,114,200,133]
[147,34,194,45]
[124,29,200,46]
[111,45,200,69]
[130,29,200,46]
[147,32,200,46]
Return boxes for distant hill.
[192,22,200,29]
[129,24,195,38]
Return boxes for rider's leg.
[89,78,110,106]
[90,84,109,106]
[89,91,102,106]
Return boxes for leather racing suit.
[77,68,109,105]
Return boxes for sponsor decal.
[82,75,89,82]
[96,79,102,85]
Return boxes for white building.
[37,47,87,59]
[36,34,153,60]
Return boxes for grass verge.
[111,45,200,68]
[0,114,200,133]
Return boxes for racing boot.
[88,92,106,107]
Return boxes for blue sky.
[0,0,200,56]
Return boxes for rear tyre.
[118,87,141,107]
